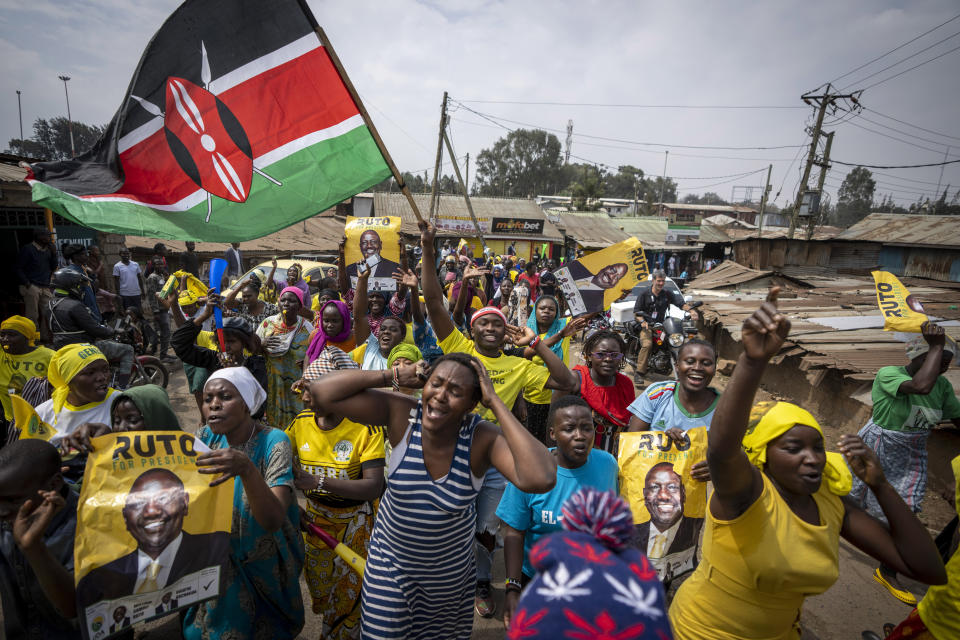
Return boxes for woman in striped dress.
[308,352,557,639]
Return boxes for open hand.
[293,464,320,492]
[505,324,537,346]
[470,360,497,408]
[419,220,437,247]
[562,315,590,337]
[392,268,419,290]
[741,287,790,362]
[463,266,490,282]
[13,490,65,552]
[838,434,886,489]
[394,359,429,389]
[197,446,254,486]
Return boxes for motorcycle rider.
[47,268,135,388]
[631,268,698,386]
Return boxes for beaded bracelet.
[505,577,522,592]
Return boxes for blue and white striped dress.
[360,401,483,639]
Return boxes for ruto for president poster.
[555,237,649,316]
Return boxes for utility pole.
[465,152,469,195]
[788,83,861,238]
[565,119,573,164]
[935,146,951,202]
[16,90,23,141]
[428,91,448,219]
[58,75,76,158]
[443,131,487,252]
[806,131,834,239]
[657,150,669,216]
[757,164,772,239]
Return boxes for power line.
[839,29,960,90]
[829,12,960,84]
[451,100,807,151]
[675,167,768,191]
[844,120,960,156]
[865,107,960,142]
[861,42,960,91]
[452,99,805,109]
[831,158,960,169]
[870,169,956,186]
[854,113,956,148]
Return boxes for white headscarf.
[205,367,267,414]
[906,334,958,361]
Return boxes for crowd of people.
[1,222,959,640]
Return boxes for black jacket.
[48,294,115,349]
[632,285,684,324]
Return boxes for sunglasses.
[591,351,623,361]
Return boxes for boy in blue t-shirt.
[496,395,618,627]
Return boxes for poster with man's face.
[344,216,402,292]
[555,236,649,316]
[75,431,232,640]
[618,427,707,583]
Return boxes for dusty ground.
[132,340,954,640]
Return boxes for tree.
[602,165,644,199]
[681,192,729,206]
[639,176,678,215]
[7,117,106,161]
[474,129,563,197]
[570,166,605,211]
[832,166,876,227]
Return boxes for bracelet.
[529,335,541,349]
[505,578,522,592]
[382,369,390,387]
[315,474,325,492]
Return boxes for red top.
[517,273,540,301]
[573,364,636,441]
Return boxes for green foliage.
[570,166,605,210]
[832,166,876,227]
[681,192,729,205]
[369,172,462,194]
[602,165,644,199]
[474,129,564,197]
[7,117,106,161]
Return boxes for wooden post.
[429,92,448,219]
[313,27,424,223]
[443,131,487,252]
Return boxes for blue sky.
[2,0,958,208]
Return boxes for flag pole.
[313,27,425,224]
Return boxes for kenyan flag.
[25,0,392,241]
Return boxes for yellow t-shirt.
[918,454,960,637]
[285,411,385,507]
[438,329,550,424]
[527,318,570,405]
[0,346,55,420]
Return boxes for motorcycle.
[615,297,703,377]
[111,315,170,389]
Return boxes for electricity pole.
[428,91,448,219]
[757,164,772,239]
[788,84,860,238]
[465,152,469,195]
[16,90,23,141]
[58,75,76,158]
[807,131,834,240]
[657,150,669,216]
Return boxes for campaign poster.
[344,216,402,292]
[618,427,707,583]
[872,270,927,332]
[12,394,57,441]
[555,237,648,316]
[74,431,233,640]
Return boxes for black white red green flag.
[25,0,391,241]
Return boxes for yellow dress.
[669,472,845,640]
[916,454,960,638]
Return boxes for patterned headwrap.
[743,401,852,496]
[304,299,353,366]
[507,488,671,638]
[1,315,39,346]
[48,344,108,415]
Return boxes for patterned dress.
[183,425,305,640]
[255,314,313,429]
[359,402,482,639]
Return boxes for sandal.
[873,568,917,606]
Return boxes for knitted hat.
[507,488,672,638]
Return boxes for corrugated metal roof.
[835,213,960,248]
[0,162,28,182]
[660,203,757,213]
[698,224,732,244]
[725,226,842,241]
[555,211,629,248]
[687,261,774,289]
[373,192,562,240]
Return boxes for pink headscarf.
[279,286,304,306]
[304,299,353,365]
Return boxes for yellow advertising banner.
[344,216,402,292]
[12,394,56,441]
[75,431,232,640]
[618,427,707,582]
[554,236,649,315]
[872,270,928,332]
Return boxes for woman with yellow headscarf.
[668,288,946,640]
[0,316,55,425]
[35,343,116,443]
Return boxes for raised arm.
[522,315,589,359]
[222,282,243,309]
[419,222,456,342]
[472,361,556,492]
[708,287,790,518]
[337,240,350,295]
[13,491,76,618]
[353,268,372,344]
[507,324,578,392]
[394,268,424,325]
[899,322,946,395]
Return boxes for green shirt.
[870,366,960,433]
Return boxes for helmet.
[51,268,90,299]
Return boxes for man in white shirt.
[112,247,146,310]
[76,469,229,608]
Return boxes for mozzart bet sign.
[491,217,545,234]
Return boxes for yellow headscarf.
[48,344,108,414]
[387,343,423,368]
[178,290,199,307]
[1,315,39,346]
[742,401,852,496]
